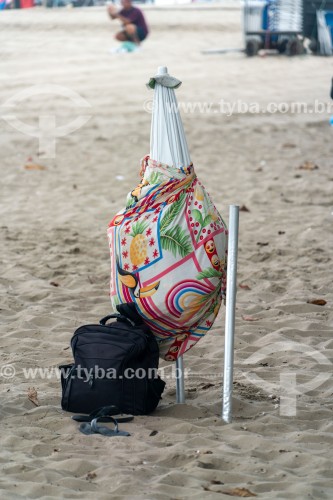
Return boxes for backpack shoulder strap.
[99,313,135,327]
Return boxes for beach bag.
[60,305,165,415]
[107,156,228,361]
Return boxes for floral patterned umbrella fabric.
[107,67,228,362]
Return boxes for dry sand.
[1,4,333,499]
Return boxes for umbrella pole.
[222,205,239,423]
[176,356,185,404]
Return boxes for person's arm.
[107,6,132,25]
[115,13,132,25]
[107,5,117,20]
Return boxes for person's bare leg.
[115,31,127,42]
[124,23,140,45]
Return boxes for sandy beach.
[1,4,333,499]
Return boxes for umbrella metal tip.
[157,66,168,75]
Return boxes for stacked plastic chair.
[269,0,303,32]
[317,10,333,55]
[243,0,267,42]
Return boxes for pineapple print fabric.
[107,157,228,361]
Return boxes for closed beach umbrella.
[148,66,192,169]
[108,66,228,362]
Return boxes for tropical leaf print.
[196,287,220,305]
[126,194,134,209]
[160,192,186,232]
[197,268,222,280]
[148,171,163,185]
[193,209,214,243]
[192,209,204,226]
[130,220,148,238]
[160,226,192,258]
[203,214,213,226]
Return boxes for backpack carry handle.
[99,314,135,327]
[116,303,144,326]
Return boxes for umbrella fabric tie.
[108,157,228,362]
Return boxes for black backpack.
[60,304,165,415]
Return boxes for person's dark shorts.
[123,26,148,42]
[136,26,147,42]
[124,26,147,42]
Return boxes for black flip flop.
[72,405,134,424]
[79,417,131,437]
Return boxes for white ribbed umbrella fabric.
[150,66,191,169]
[317,11,333,56]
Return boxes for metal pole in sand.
[222,205,239,423]
[176,355,185,404]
